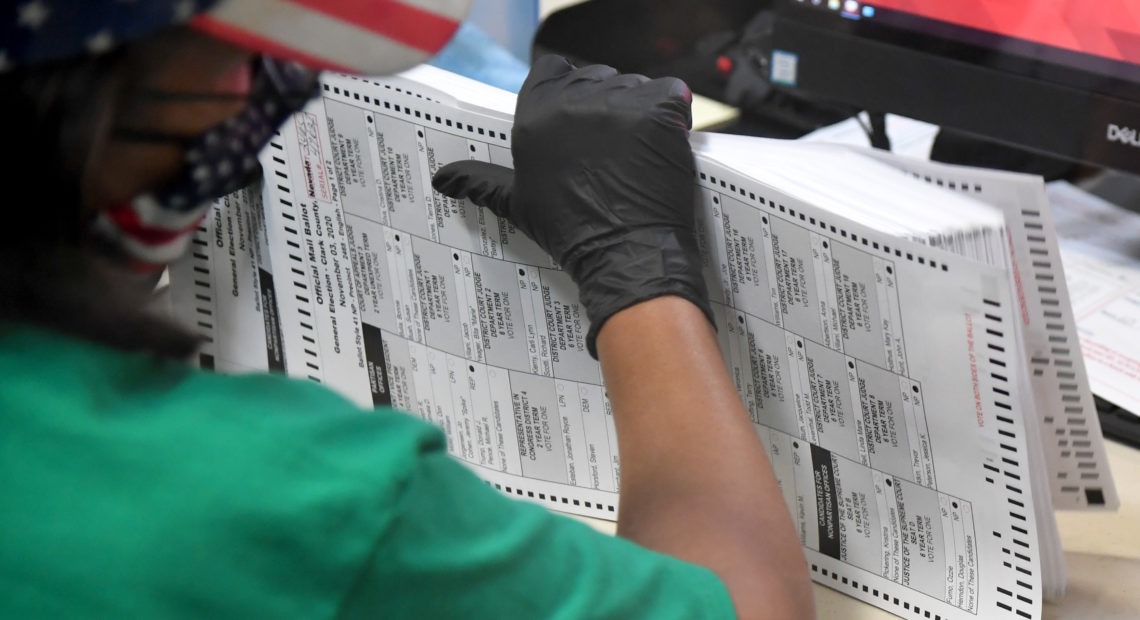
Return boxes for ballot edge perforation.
[809,555,1034,620]
[812,562,948,620]
[1015,206,1103,500]
[263,136,323,384]
[331,74,443,105]
[486,481,617,514]
[980,303,1038,618]
[322,80,511,143]
[898,164,1110,507]
[187,224,217,368]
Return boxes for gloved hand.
[432,55,714,358]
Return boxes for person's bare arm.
[433,55,815,618]
[598,296,815,620]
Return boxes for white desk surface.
[557,439,1140,619]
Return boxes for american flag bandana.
[1,0,470,271]
[91,56,322,271]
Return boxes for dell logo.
[1107,123,1140,147]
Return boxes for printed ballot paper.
[169,65,1118,620]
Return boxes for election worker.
[0,1,813,618]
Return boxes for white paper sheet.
[801,112,940,160]
[1046,181,1140,419]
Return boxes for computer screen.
[765,0,1140,174]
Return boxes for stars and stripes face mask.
[91,55,320,271]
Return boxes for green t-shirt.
[0,326,735,618]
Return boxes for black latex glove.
[432,54,713,358]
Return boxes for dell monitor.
[763,0,1140,175]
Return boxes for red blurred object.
[715,54,734,76]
